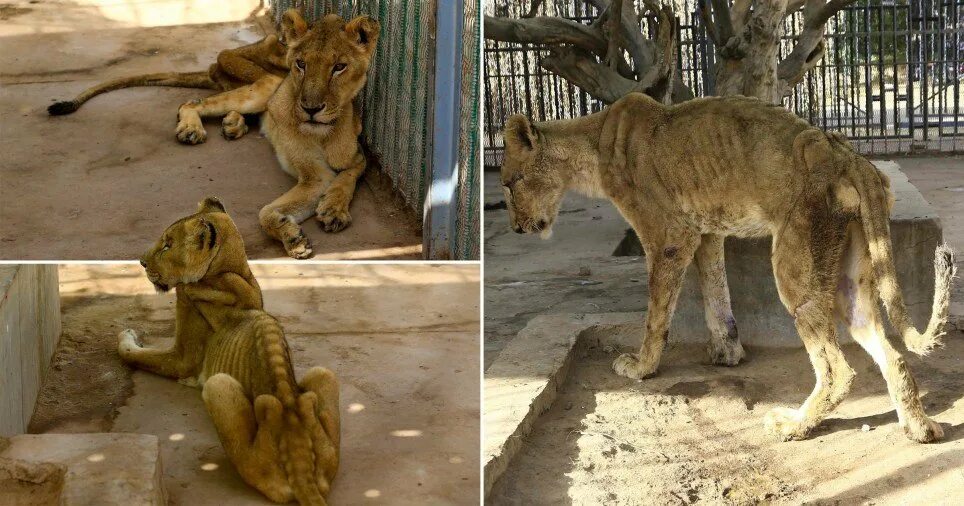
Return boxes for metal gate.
[484,0,964,164]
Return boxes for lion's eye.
[295,59,306,71]
[332,63,347,74]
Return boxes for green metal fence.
[269,1,480,259]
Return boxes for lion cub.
[118,198,340,505]
[500,93,954,443]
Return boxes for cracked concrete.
[0,0,421,260]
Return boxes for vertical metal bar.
[423,0,464,259]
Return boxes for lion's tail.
[48,71,217,115]
[848,160,956,356]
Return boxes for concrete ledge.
[0,265,61,436]
[1,433,166,505]
[616,160,943,346]
[484,313,640,496]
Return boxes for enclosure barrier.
[270,0,480,259]
[484,0,964,164]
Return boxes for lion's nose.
[513,225,524,234]
[301,103,327,117]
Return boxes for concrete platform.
[31,264,480,505]
[483,313,638,496]
[1,433,165,505]
[0,1,421,261]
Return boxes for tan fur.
[175,12,379,258]
[46,9,310,129]
[118,198,340,505]
[500,93,955,443]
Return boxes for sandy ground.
[31,264,480,505]
[0,1,421,260]
[488,336,964,505]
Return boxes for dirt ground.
[31,264,480,505]
[489,335,964,505]
[0,1,421,260]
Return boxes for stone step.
[1,433,165,506]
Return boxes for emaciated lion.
[118,197,339,505]
[500,93,955,443]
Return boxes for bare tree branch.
[778,0,855,85]
[484,15,607,54]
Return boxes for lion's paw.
[763,407,811,441]
[903,417,944,443]
[284,229,313,259]
[221,111,248,140]
[708,338,746,367]
[316,190,352,233]
[176,115,207,145]
[117,329,142,356]
[612,353,657,380]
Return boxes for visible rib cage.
[205,311,326,505]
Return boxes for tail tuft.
[48,101,79,115]
[904,244,956,356]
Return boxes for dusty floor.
[31,264,480,505]
[0,1,420,260]
[489,335,964,505]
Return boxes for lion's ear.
[280,8,309,45]
[345,16,380,54]
[197,197,226,214]
[504,115,538,152]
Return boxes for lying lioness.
[118,197,339,505]
[172,11,380,258]
[500,93,955,443]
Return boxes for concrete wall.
[617,161,944,346]
[0,265,61,436]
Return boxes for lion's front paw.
[221,111,248,140]
[284,229,313,259]
[612,353,657,380]
[117,329,143,357]
[708,338,746,367]
[764,407,811,441]
[903,417,944,443]
[316,190,352,233]
[176,113,207,145]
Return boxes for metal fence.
[484,0,964,165]
[269,0,480,259]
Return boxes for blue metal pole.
[424,0,465,260]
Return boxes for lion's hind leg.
[202,373,293,503]
[694,233,745,366]
[765,206,855,441]
[176,75,282,145]
[835,223,943,443]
